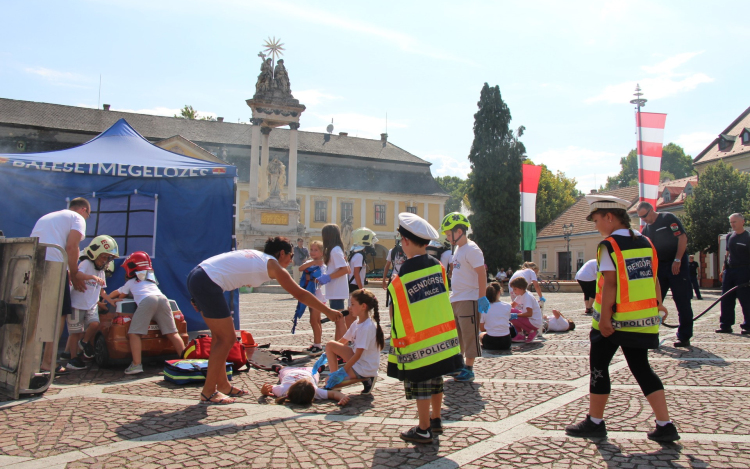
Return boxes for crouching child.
[109,251,185,375]
[387,213,463,444]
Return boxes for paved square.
[2,288,749,468]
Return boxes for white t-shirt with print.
[348,251,366,287]
[515,291,543,329]
[271,367,329,401]
[449,241,485,303]
[325,246,349,300]
[118,278,163,306]
[343,318,380,378]
[481,301,512,337]
[30,209,86,262]
[70,259,106,310]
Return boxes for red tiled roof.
[626,176,698,213]
[694,105,750,166]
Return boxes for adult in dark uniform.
[688,255,702,300]
[717,213,750,334]
[637,202,694,348]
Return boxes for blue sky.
[2,1,749,192]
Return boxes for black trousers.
[690,276,702,299]
[589,336,664,396]
[657,260,694,341]
[720,266,750,330]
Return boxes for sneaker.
[59,351,71,360]
[78,340,94,359]
[361,376,378,394]
[715,328,733,334]
[565,415,607,438]
[124,363,143,375]
[673,339,690,348]
[430,418,444,435]
[453,367,475,382]
[66,356,87,370]
[647,422,680,442]
[511,333,526,343]
[399,426,433,444]
[305,345,323,356]
[526,331,538,343]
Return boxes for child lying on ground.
[544,309,576,332]
[261,366,350,406]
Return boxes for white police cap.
[398,212,440,241]
[585,195,632,220]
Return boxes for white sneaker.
[124,363,143,375]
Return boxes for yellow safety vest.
[387,261,462,381]
[592,235,661,336]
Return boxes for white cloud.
[304,112,407,140]
[532,146,618,173]
[674,131,715,156]
[293,89,342,106]
[586,52,713,104]
[112,106,218,120]
[23,66,92,87]
[424,154,472,179]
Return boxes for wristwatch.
[673,259,681,263]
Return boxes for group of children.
[60,235,184,375]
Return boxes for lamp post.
[563,223,574,280]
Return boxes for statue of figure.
[255,58,273,95]
[273,59,291,95]
[267,158,286,197]
[341,215,353,252]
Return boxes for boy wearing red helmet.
[109,251,185,374]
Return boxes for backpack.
[163,359,232,385]
[182,334,249,371]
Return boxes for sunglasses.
[638,210,651,220]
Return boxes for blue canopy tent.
[0,118,239,331]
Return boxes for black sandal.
[200,391,235,405]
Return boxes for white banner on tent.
[5,160,227,178]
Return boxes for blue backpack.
[163,359,232,385]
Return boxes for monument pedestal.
[238,196,306,250]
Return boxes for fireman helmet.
[85,235,119,262]
[122,251,153,279]
[352,227,378,247]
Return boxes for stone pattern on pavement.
[2,289,750,469]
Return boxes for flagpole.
[630,84,647,225]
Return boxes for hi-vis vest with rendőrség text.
[592,235,660,336]
[387,260,462,382]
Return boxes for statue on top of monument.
[267,158,286,198]
[341,216,353,252]
[255,56,273,94]
[273,59,291,95]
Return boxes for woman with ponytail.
[325,288,383,394]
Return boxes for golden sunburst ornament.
[262,36,285,64]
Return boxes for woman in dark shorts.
[187,237,342,405]
[575,259,598,315]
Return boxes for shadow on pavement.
[442,381,486,420]
[594,439,702,468]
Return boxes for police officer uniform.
[719,225,750,333]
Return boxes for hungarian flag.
[520,164,542,251]
[636,112,667,224]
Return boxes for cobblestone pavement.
[2,288,750,468]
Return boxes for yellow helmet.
[85,235,119,261]
[441,212,470,232]
[352,227,378,247]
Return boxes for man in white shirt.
[30,198,91,373]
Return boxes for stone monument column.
[248,118,263,201]
[260,126,272,200]
[288,122,299,204]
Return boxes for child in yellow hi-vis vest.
[387,213,463,444]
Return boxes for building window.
[662,190,671,203]
[742,128,750,145]
[718,134,736,151]
[406,206,417,214]
[81,193,157,256]
[340,202,353,223]
[577,251,584,270]
[314,200,327,222]
[541,253,547,272]
[374,204,386,225]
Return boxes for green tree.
[435,175,469,213]
[175,105,198,119]
[683,161,750,253]
[466,83,525,271]
[605,143,694,189]
[525,160,581,231]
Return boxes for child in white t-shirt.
[317,224,351,339]
[325,289,384,394]
[479,282,513,351]
[298,240,327,355]
[510,277,543,343]
[261,366,350,406]
[109,251,184,375]
[545,309,576,332]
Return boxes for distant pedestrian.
[688,255,702,300]
[575,259,598,315]
[717,213,750,334]
[637,202,694,348]
[292,238,309,283]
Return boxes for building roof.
[0,97,431,166]
[155,135,230,164]
[537,186,639,238]
[625,175,698,212]
[694,105,750,166]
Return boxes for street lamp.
[563,223,574,280]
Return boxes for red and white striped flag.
[636,112,667,223]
